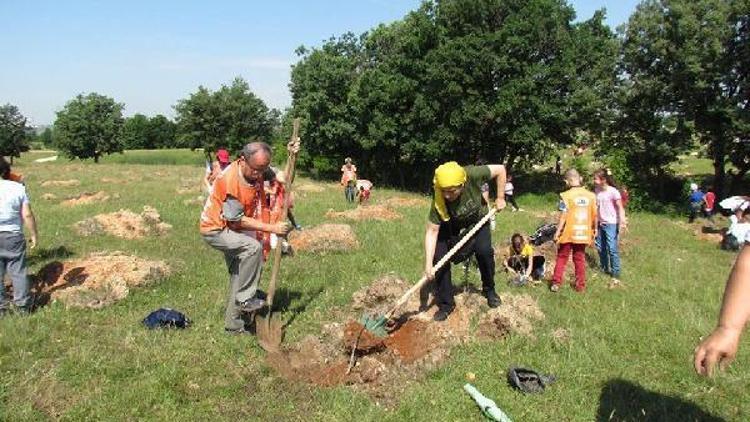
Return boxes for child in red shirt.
[704,186,716,224]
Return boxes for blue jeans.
[596,223,621,277]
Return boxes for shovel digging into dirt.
[256,118,301,353]
[346,207,498,371]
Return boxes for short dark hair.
[241,142,272,160]
[0,157,10,180]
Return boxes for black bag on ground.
[721,233,741,251]
[507,366,556,393]
[530,223,557,246]
[142,308,191,329]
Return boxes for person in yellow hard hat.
[423,161,507,321]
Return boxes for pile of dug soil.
[266,275,544,405]
[41,193,57,200]
[287,224,359,253]
[380,197,428,208]
[40,179,79,187]
[61,191,113,206]
[325,205,402,221]
[25,251,170,309]
[73,206,172,239]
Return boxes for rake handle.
[265,118,301,310]
[383,207,497,320]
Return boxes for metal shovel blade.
[255,313,284,353]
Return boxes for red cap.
[216,149,230,164]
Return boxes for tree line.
[1,0,747,204]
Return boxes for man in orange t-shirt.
[551,169,597,293]
[200,141,298,334]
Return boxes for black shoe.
[485,290,501,308]
[433,305,455,322]
[237,297,266,313]
[255,290,267,301]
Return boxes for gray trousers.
[0,232,31,310]
[202,229,263,330]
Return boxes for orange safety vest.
[200,161,266,238]
[558,187,597,244]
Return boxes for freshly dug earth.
[40,179,79,187]
[325,205,402,221]
[41,193,57,200]
[73,206,172,239]
[266,275,544,405]
[26,252,170,308]
[287,224,358,253]
[61,191,112,206]
[380,197,429,208]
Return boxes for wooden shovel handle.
[266,118,301,309]
[383,207,497,320]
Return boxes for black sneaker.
[255,290,267,301]
[433,305,455,322]
[484,290,501,308]
[237,297,266,313]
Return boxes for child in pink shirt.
[593,169,627,283]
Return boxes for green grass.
[1,150,749,420]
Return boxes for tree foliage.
[290,0,618,188]
[174,77,274,156]
[615,0,750,197]
[53,93,124,162]
[120,114,177,149]
[0,104,30,161]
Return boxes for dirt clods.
[288,224,358,253]
[61,191,111,206]
[73,206,172,239]
[40,179,79,187]
[29,252,170,309]
[325,205,402,221]
[41,193,57,200]
[267,275,545,405]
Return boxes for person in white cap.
[688,183,705,223]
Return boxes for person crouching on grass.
[550,169,597,293]
[200,140,298,335]
[505,233,546,284]
[423,161,507,322]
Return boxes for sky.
[0,0,640,126]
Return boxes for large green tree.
[53,93,124,162]
[174,77,274,156]
[147,115,178,149]
[617,0,749,197]
[0,104,30,163]
[290,0,618,188]
[121,114,152,149]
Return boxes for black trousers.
[505,193,519,210]
[431,221,496,310]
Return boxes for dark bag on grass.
[142,308,191,329]
[530,223,557,246]
[507,367,556,394]
[721,233,741,251]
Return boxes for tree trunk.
[9,156,13,165]
[94,154,100,163]
[712,136,727,199]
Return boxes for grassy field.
[1,150,748,421]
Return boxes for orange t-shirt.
[558,187,597,244]
[341,164,357,185]
[200,161,264,234]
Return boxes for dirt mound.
[380,197,428,208]
[73,206,172,239]
[477,293,545,339]
[61,191,112,206]
[296,183,326,193]
[29,252,170,308]
[41,193,57,200]
[325,205,402,221]
[288,224,358,253]
[40,179,79,187]
[267,275,544,405]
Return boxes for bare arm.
[230,217,291,236]
[21,202,38,249]
[487,165,507,210]
[424,222,440,279]
[554,211,567,242]
[695,244,750,376]
[616,198,627,229]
